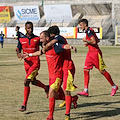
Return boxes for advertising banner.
[6,27,75,38]
[33,27,48,36]
[44,4,72,23]
[0,6,11,23]
[77,27,102,39]
[13,5,40,23]
[59,27,74,38]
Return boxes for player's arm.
[23,49,43,59]
[43,39,58,51]
[28,50,43,57]
[63,44,77,53]
[82,36,96,45]
[16,40,22,58]
[54,43,77,54]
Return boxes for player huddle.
[16,19,118,120]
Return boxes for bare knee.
[64,90,71,96]
[24,78,31,87]
[99,69,105,74]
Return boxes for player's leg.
[47,78,62,120]
[28,65,49,97]
[64,90,71,120]
[77,52,92,97]
[100,69,118,96]
[19,65,38,112]
[47,87,56,120]
[19,78,31,112]
[1,41,3,48]
[96,52,118,96]
[77,69,90,96]
[63,69,77,120]
[32,78,49,98]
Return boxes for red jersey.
[45,45,63,79]
[86,27,101,52]
[54,35,75,71]
[17,34,40,66]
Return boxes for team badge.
[34,39,37,42]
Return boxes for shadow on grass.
[71,101,120,120]
[25,107,66,115]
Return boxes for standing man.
[13,26,24,51]
[77,19,118,97]
[17,21,48,112]
[0,31,5,48]
[13,26,24,41]
[45,26,78,120]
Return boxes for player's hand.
[84,42,88,47]
[18,53,23,60]
[22,53,29,59]
[82,37,86,42]
[72,46,77,53]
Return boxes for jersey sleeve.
[17,40,22,52]
[87,29,94,38]
[54,35,65,44]
[54,42,64,54]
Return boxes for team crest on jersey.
[34,39,37,42]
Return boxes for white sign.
[14,5,40,23]
[7,27,25,38]
[59,27,74,38]
[0,28,4,33]
[77,33,100,39]
[33,27,48,36]
[44,4,72,23]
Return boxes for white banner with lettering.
[44,4,72,23]
[13,5,40,23]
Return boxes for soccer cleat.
[77,91,89,97]
[65,115,71,120]
[19,105,26,112]
[59,101,66,107]
[46,117,54,120]
[45,85,49,98]
[72,95,78,109]
[111,86,118,96]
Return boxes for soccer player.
[13,26,24,41]
[24,30,77,120]
[16,21,49,112]
[44,26,78,120]
[0,31,5,48]
[13,26,24,51]
[77,19,118,97]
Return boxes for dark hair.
[79,19,88,26]
[40,30,50,38]
[47,25,60,35]
[25,21,33,27]
[16,26,20,30]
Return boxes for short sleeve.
[87,29,94,38]
[54,42,64,54]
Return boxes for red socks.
[103,71,114,86]
[84,70,90,88]
[48,97,55,118]
[65,96,71,115]
[23,87,30,106]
